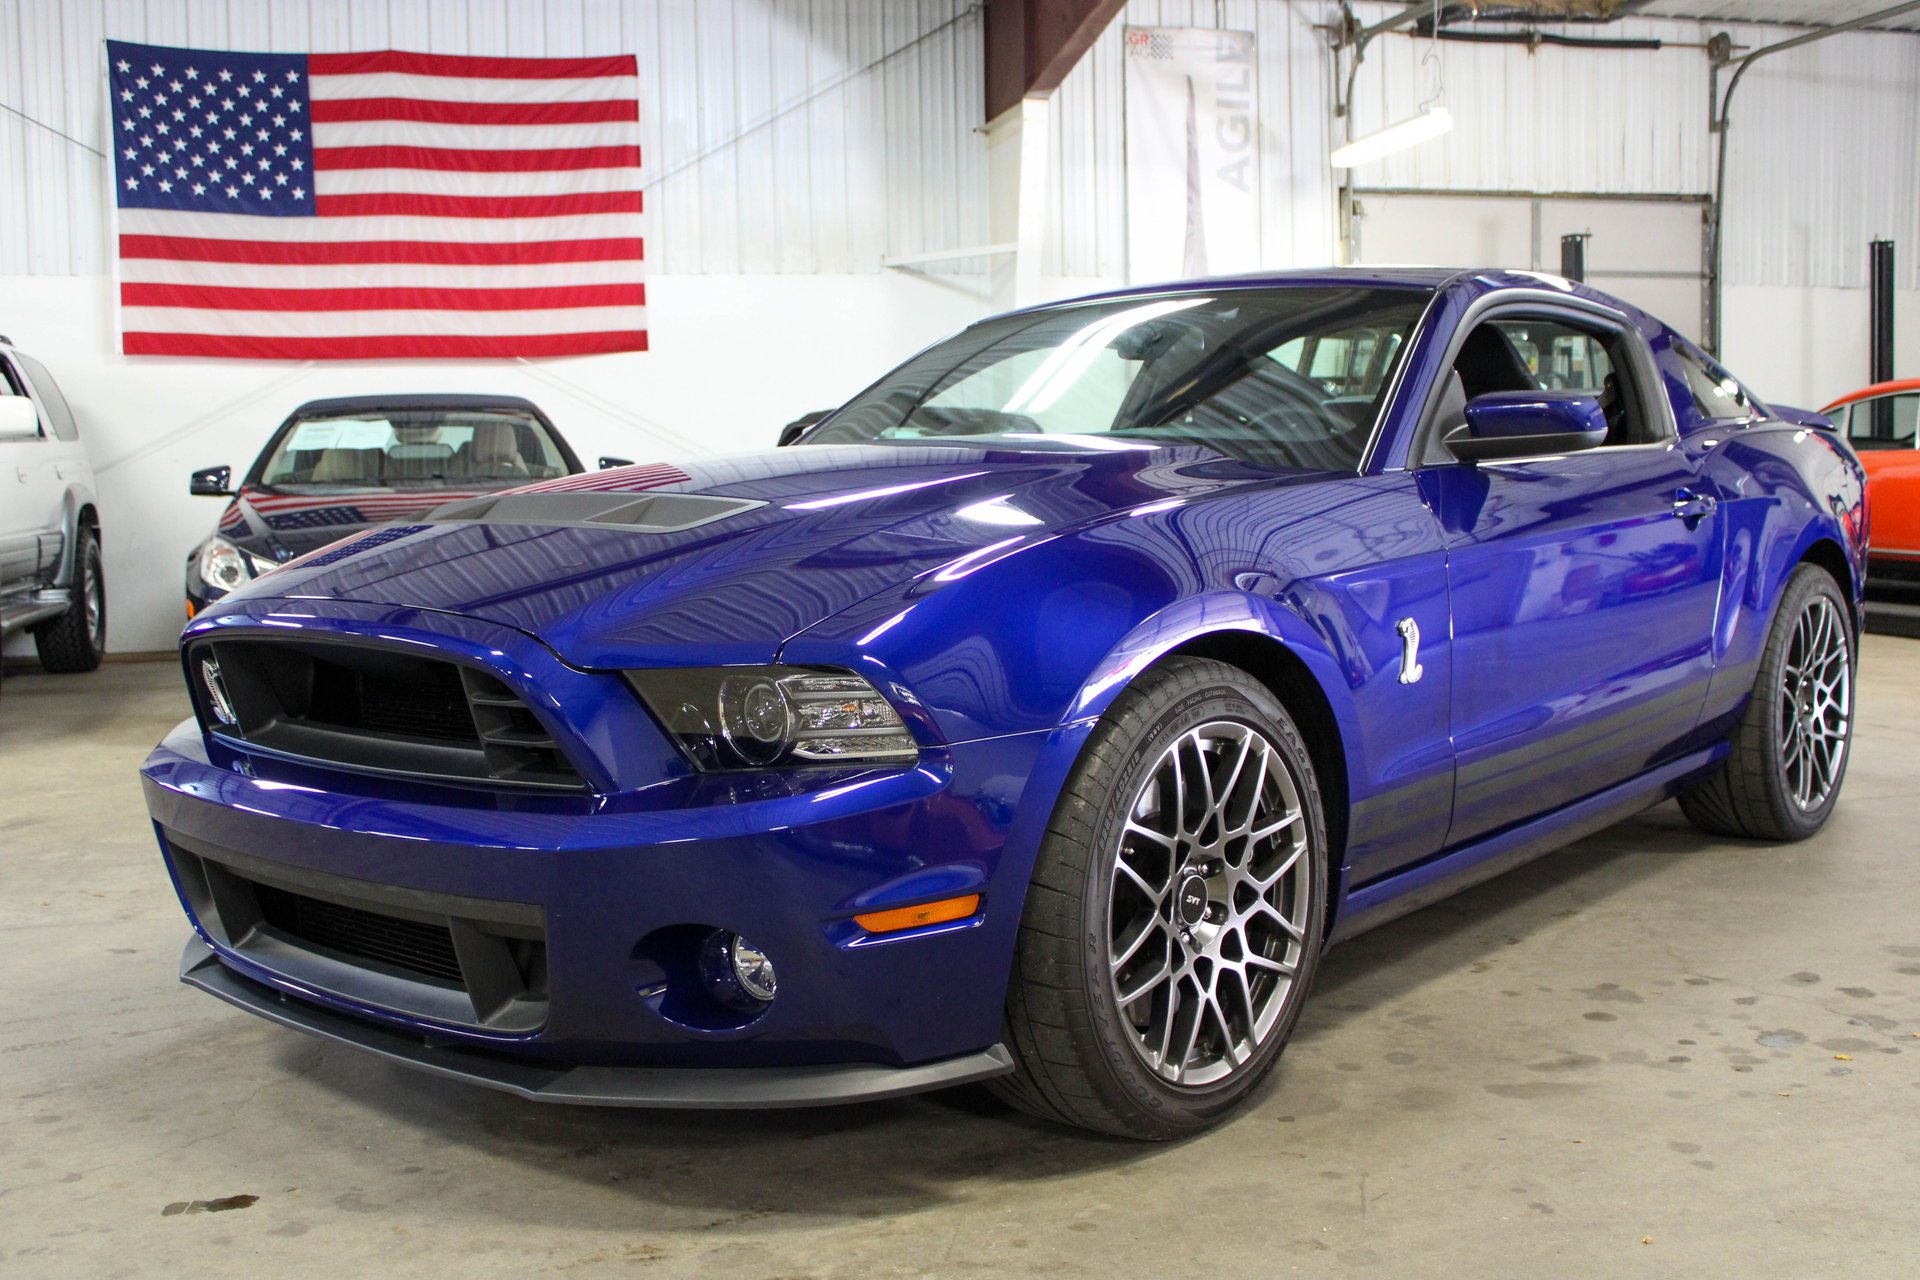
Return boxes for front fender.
[1060,588,1362,766]
[53,482,98,587]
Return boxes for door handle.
[1672,489,1717,524]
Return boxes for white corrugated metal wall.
[1339,2,1919,289]
[1042,0,1337,280]
[7,1,1915,289]
[0,0,988,277]
[1715,19,1920,290]
[1343,4,1712,197]
[1035,1,1920,291]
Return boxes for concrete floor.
[3,643,1918,1279]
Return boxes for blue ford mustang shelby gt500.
[141,269,1866,1139]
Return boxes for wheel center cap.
[1176,874,1209,927]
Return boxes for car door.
[1839,390,1920,563]
[0,355,60,595]
[1419,306,1724,847]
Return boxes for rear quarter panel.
[1692,421,1866,742]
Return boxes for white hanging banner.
[1123,26,1260,285]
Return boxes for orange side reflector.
[185,600,197,620]
[854,894,980,935]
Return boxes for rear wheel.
[992,657,1327,1139]
[34,526,106,674]
[1679,564,1853,841]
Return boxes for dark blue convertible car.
[141,270,1866,1139]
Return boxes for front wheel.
[34,526,106,674]
[992,656,1327,1140]
[1680,563,1854,841]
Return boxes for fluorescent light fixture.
[1330,106,1453,169]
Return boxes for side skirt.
[1328,744,1727,945]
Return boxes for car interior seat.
[459,421,528,476]
[309,447,382,485]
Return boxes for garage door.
[1351,192,1708,342]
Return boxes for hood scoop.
[429,490,765,534]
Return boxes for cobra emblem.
[1396,618,1425,685]
[200,657,238,726]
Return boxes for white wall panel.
[1032,2,1919,291]
[1338,3,1919,290]
[1342,2,1713,196]
[1042,0,1338,281]
[0,0,988,277]
[1716,20,1920,290]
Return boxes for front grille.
[189,637,583,790]
[165,832,549,1033]
[253,882,464,983]
[318,662,478,743]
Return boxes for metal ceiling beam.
[984,0,1128,120]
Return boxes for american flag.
[108,40,645,360]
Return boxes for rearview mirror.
[598,455,635,470]
[777,410,831,447]
[1444,391,1608,462]
[190,464,234,496]
[0,396,40,439]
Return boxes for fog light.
[728,935,778,1002]
[699,930,777,1009]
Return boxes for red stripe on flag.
[314,191,641,219]
[123,282,645,311]
[314,144,641,172]
[308,50,637,80]
[309,97,638,126]
[120,235,643,265]
[122,330,649,359]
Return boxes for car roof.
[1820,378,1920,411]
[290,393,547,417]
[1006,266,1641,319]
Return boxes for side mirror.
[190,464,234,496]
[777,410,831,447]
[0,396,40,439]
[1444,391,1609,462]
[598,455,635,470]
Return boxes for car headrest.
[1455,325,1538,399]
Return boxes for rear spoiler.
[1769,404,1837,430]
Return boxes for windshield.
[807,287,1429,471]
[256,408,570,492]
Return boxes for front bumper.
[180,936,1014,1107]
[144,706,1055,1095]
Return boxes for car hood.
[217,483,525,559]
[216,440,1291,668]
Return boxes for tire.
[992,656,1328,1140]
[34,525,106,674]
[1679,563,1854,841]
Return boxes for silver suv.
[0,337,104,678]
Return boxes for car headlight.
[197,539,279,594]
[196,538,250,592]
[625,667,919,770]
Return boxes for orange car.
[1823,378,1920,576]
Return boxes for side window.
[1676,344,1752,421]
[1825,403,1848,435]
[1425,312,1654,460]
[13,354,77,442]
[0,356,44,440]
[1850,394,1919,450]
